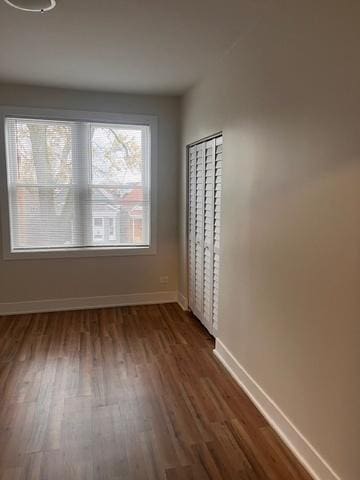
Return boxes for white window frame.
[0,106,158,259]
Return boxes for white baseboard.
[214,339,341,480]
[177,291,188,311]
[0,291,178,316]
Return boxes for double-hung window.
[0,109,157,258]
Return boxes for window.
[0,109,157,258]
[93,217,104,242]
[108,217,116,241]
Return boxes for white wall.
[180,2,360,479]
[0,83,180,307]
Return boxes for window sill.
[3,245,156,260]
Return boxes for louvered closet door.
[188,143,205,320]
[188,145,197,314]
[202,139,216,333]
[212,136,223,333]
[188,134,222,335]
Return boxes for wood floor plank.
[0,304,313,480]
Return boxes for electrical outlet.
[159,276,169,285]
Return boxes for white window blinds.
[5,117,151,252]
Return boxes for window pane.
[90,125,143,185]
[13,119,73,185]
[10,186,79,250]
[90,187,149,246]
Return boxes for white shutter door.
[202,139,215,333]
[193,143,205,319]
[188,145,197,312]
[212,136,223,332]
[188,134,222,335]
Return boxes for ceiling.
[0,0,261,94]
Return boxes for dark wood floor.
[0,303,313,480]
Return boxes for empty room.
[0,1,359,479]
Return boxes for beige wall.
[0,83,180,304]
[180,2,360,479]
